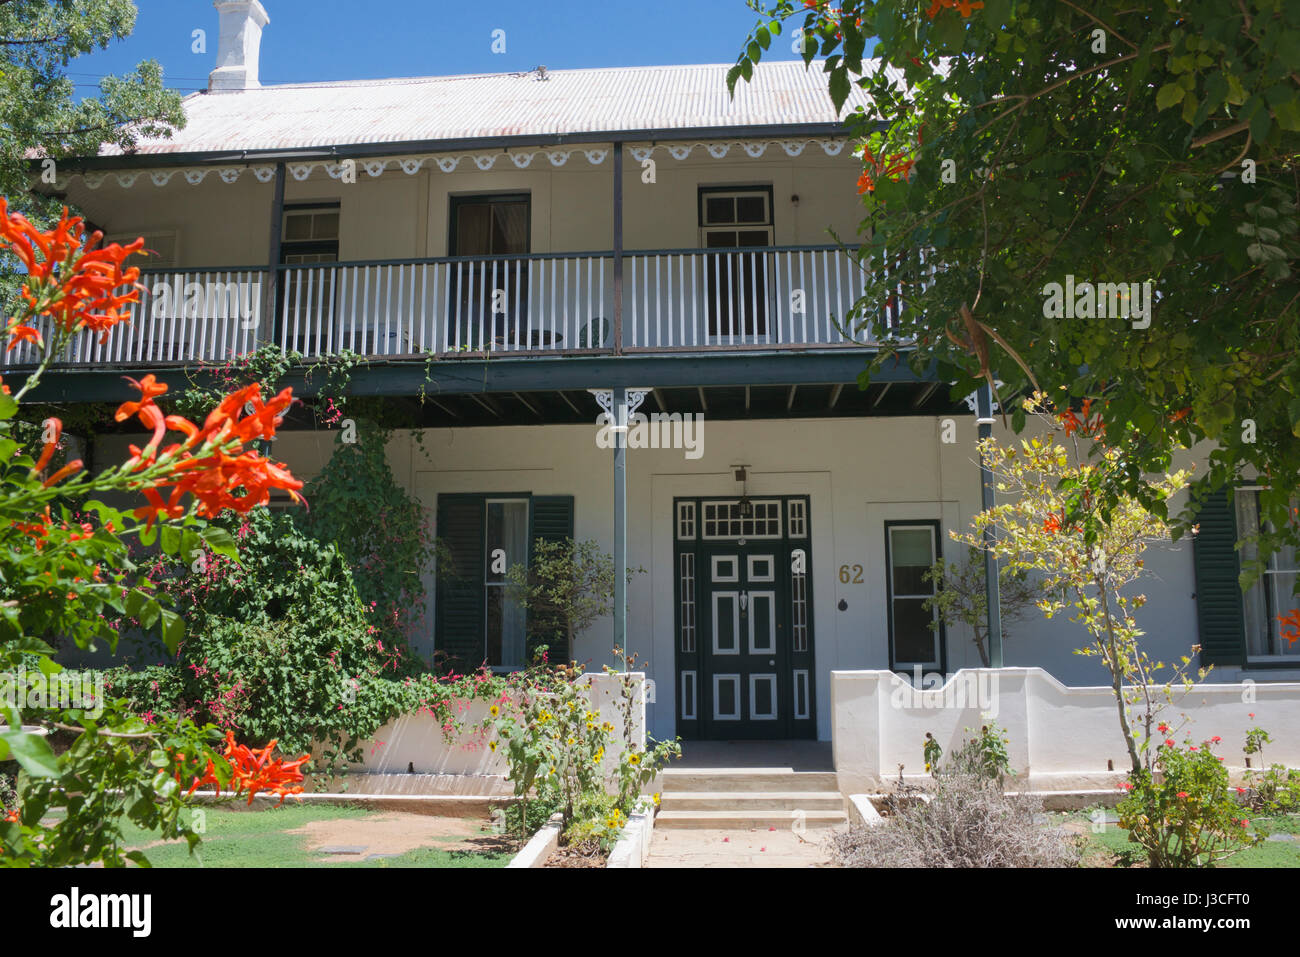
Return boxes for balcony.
[3,244,909,369]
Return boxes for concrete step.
[660,790,845,812]
[656,809,848,830]
[658,769,839,793]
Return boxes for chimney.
[208,0,270,92]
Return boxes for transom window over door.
[279,204,340,351]
[1236,489,1300,660]
[281,204,339,265]
[886,522,944,672]
[699,187,773,339]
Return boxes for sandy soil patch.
[288,812,508,857]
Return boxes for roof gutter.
[33,120,887,173]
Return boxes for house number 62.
[838,564,864,584]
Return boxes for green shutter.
[527,495,575,664]
[1192,489,1247,667]
[435,494,485,671]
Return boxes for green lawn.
[1057,809,1300,868]
[115,804,512,868]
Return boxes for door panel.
[701,547,784,738]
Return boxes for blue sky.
[71,0,801,93]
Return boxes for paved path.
[645,826,840,868]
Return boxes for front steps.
[656,768,847,829]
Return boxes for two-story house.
[13,0,1297,744]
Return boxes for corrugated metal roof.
[103,61,892,156]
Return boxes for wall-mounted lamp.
[732,464,753,517]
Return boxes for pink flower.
[1211,736,1221,744]
[1176,791,1188,799]
[1165,739,1176,747]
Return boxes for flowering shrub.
[954,394,1197,776]
[1240,724,1300,814]
[107,507,418,761]
[491,661,610,839]
[1117,736,1260,868]
[490,656,680,850]
[0,199,307,866]
[608,651,682,814]
[922,726,1011,784]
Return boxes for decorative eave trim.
[59,138,854,190]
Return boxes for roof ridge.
[248,60,814,92]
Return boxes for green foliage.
[1240,726,1300,813]
[112,508,422,761]
[297,424,437,649]
[3,710,220,868]
[923,545,1042,666]
[1118,736,1261,867]
[954,396,1198,775]
[733,0,1300,576]
[505,538,643,661]
[0,0,185,226]
[489,657,680,851]
[924,725,1012,785]
[490,662,610,838]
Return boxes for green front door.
[674,497,815,740]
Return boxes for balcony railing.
[3,245,910,369]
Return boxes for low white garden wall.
[335,672,646,778]
[832,667,1300,793]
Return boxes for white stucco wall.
[832,667,1300,791]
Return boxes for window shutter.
[1192,489,1247,667]
[527,496,575,664]
[435,495,485,671]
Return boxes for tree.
[731,0,1300,576]
[952,394,1199,776]
[0,1,184,219]
[504,538,642,664]
[923,544,1041,667]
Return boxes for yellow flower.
[489,740,498,752]
[653,792,661,806]
[489,704,500,717]
[627,753,641,766]
[601,722,614,733]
